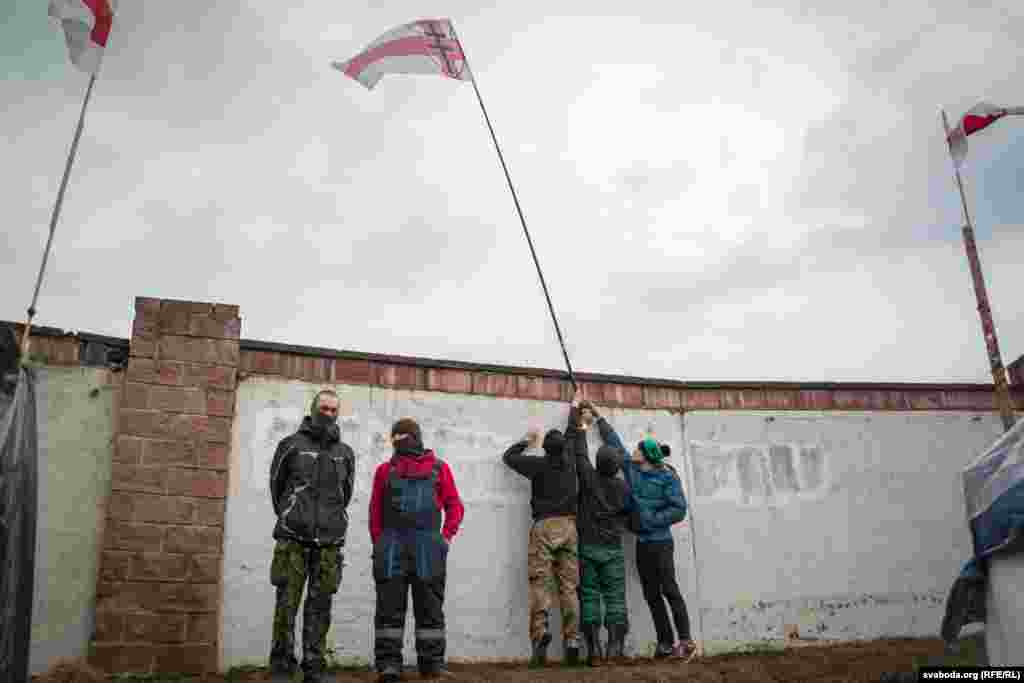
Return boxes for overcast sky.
[2,2,1023,383]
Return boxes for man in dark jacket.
[570,395,630,665]
[369,417,464,683]
[503,407,581,667]
[268,389,356,683]
[596,413,695,661]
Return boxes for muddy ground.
[293,638,942,682]
[39,638,955,682]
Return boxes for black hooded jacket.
[502,412,578,521]
[573,411,630,546]
[269,416,355,547]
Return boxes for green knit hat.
[638,438,666,464]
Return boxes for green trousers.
[579,543,627,626]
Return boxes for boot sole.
[529,633,553,667]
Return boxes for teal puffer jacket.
[595,417,687,543]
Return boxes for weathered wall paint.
[222,377,694,667]
[683,411,1002,649]
[29,367,117,675]
[986,550,1024,665]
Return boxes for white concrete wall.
[29,367,117,675]
[986,551,1024,665]
[683,411,1003,650]
[222,377,693,668]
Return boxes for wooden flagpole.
[941,108,1017,431]
[20,73,98,363]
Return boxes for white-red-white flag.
[48,0,117,74]
[332,19,472,90]
[945,101,1024,168]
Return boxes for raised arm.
[502,438,545,479]
[596,415,627,455]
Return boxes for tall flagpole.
[941,108,1017,431]
[20,73,99,362]
[449,24,578,391]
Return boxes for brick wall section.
[90,297,240,676]
[8,323,80,364]
[239,350,1024,413]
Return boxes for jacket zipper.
[313,441,322,545]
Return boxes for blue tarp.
[0,367,39,683]
[942,415,1024,643]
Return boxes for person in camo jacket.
[268,389,356,683]
[502,404,582,667]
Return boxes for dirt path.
[216,638,944,683]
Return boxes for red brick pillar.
[91,297,241,675]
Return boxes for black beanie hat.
[542,429,565,455]
[391,417,423,449]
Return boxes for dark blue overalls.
[373,460,449,675]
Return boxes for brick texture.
[93,297,240,676]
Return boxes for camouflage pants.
[527,516,579,643]
[269,540,344,676]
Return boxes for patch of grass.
[324,648,370,672]
[731,641,786,657]
[224,663,267,682]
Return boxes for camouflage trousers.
[269,539,344,676]
[527,516,579,643]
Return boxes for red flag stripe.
[962,112,1006,136]
[343,35,465,80]
[82,0,113,46]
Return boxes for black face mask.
[312,412,337,430]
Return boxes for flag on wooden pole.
[48,0,117,74]
[22,2,117,361]
[945,101,1024,168]
[333,19,579,390]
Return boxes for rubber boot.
[529,632,552,667]
[270,658,296,683]
[564,636,582,666]
[581,624,604,666]
[606,623,627,661]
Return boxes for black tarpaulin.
[0,367,39,683]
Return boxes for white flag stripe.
[48,0,117,74]
[334,19,472,90]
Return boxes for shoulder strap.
[430,460,442,483]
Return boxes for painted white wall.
[222,377,693,669]
[986,551,1024,665]
[28,367,116,676]
[223,381,1007,668]
[682,411,1003,649]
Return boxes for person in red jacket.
[369,417,464,683]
